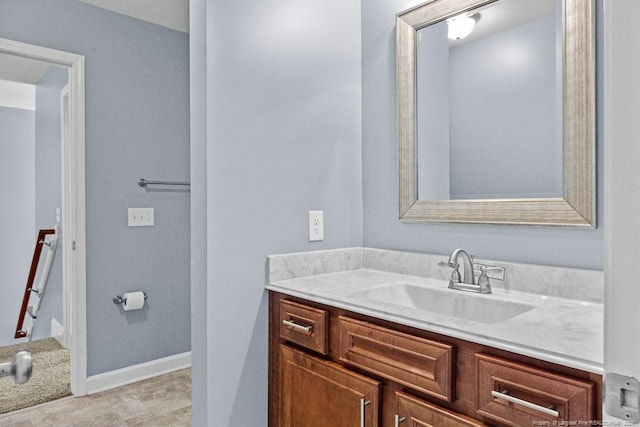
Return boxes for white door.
[604,0,640,424]
[0,38,87,396]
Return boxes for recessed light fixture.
[447,13,480,40]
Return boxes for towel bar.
[138,178,190,187]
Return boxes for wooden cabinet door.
[396,391,486,427]
[280,345,381,427]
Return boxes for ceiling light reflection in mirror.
[447,14,479,40]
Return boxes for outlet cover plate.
[309,210,323,241]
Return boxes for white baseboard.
[51,317,66,348]
[86,351,191,395]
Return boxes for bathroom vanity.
[266,248,603,426]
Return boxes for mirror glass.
[417,0,562,200]
[397,0,595,226]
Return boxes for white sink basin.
[350,283,534,324]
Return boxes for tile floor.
[0,368,191,426]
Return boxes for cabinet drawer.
[476,353,595,426]
[339,316,454,402]
[279,300,328,355]
[396,391,486,427]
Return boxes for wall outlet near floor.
[128,207,154,227]
[308,210,323,241]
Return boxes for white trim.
[59,85,70,352]
[603,0,640,422]
[0,38,87,397]
[50,317,65,348]
[86,352,192,395]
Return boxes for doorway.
[0,38,86,410]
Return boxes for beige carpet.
[0,338,71,414]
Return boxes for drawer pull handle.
[282,319,313,334]
[394,415,406,426]
[491,390,560,418]
[360,398,371,427]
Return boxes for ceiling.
[75,0,189,33]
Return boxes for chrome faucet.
[442,248,493,294]
[447,248,475,286]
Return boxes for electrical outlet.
[128,207,154,227]
[308,210,323,241]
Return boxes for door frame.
[603,0,640,423]
[0,37,87,396]
[60,84,70,349]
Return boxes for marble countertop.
[267,268,603,375]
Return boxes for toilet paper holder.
[113,292,147,305]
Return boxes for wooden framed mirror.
[397,0,595,226]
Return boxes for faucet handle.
[438,261,462,283]
[438,261,458,268]
[473,263,505,281]
[476,266,493,294]
[438,261,462,287]
[450,266,461,283]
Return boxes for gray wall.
[362,0,603,270]
[0,107,35,346]
[190,0,363,424]
[0,0,190,375]
[31,66,68,342]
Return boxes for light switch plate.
[128,208,154,227]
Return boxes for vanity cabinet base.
[268,292,602,427]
